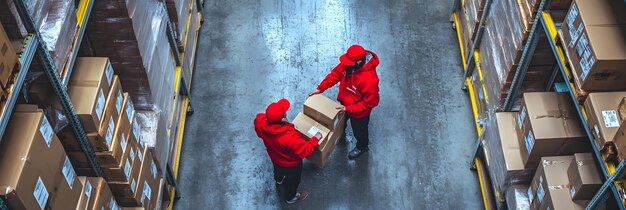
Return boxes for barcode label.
[62,156,76,189]
[85,181,93,198]
[40,116,53,147]
[126,99,134,123]
[603,110,620,128]
[130,147,136,161]
[518,107,526,128]
[96,89,106,120]
[538,176,545,202]
[131,179,137,194]
[138,147,143,162]
[105,118,115,148]
[144,181,152,200]
[151,160,157,179]
[525,131,535,153]
[109,197,119,210]
[34,177,49,210]
[121,134,127,152]
[115,91,123,114]
[566,4,578,28]
[307,126,321,137]
[106,62,114,85]
[124,159,132,180]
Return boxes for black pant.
[346,114,370,150]
[273,162,302,201]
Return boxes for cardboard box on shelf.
[528,156,590,210]
[76,176,100,210]
[118,93,135,140]
[0,21,18,89]
[303,94,344,130]
[68,58,114,133]
[493,112,532,191]
[0,109,68,210]
[101,76,124,133]
[117,146,159,207]
[612,122,626,161]
[583,92,626,148]
[47,155,83,210]
[96,120,128,168]
[148,178,164,210]
[561,0,626,91]
[108,142,142,202]
[92,177,120,210]
[517,93,587,169]
[88,114,117,152]
[567,153,602,200]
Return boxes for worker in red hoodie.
[310,44,380,160]
[254,99,322,204]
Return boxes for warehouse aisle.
[175,0,482,209]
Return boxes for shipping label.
[130,147,136,161]
[124,159,132,180]
[96,89,106,120]
[568,23,584,49]
[131,179,137,194]
[538,176,545,202]
[518,107,526,128]
[525,131,535,153]
[106,62,114,85]
[566,4,578,28]
[40,116,53,147]
[109,197,120,210]
[115,91,123,114]
[307,126,321,137]
[144,181,152,200]
[121,134,127,153]
[603,110,620,128]
[85,180,93,198]
[34,177,49,210]
[106,118,115,148]
[138,147,143,162]
[62,156,76,189]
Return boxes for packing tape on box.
[542,159,569,166]
[577,159,595,167]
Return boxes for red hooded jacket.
[254,113,319,167]
[317,51,380,118]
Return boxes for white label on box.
[566,4,578,28]
[528,187,534,203]
[525,131,535,153]
[96,89,106,120]
[130,147,136,161]
[571,185,577,197]
[131,179,137,194]
[34,177,49,210]
[109,197,119,210]
[538,176,545,202]
[518,107,526,128]
[594,124,601,139]
[307,126,321,137]
[40,116,53,147]
[120,134,127,152]
[133,119,140,142]
[62,156,76,189]
[106,62,114,85]
[126,100,134,123]
[124,159,132,180]
[151,160,157,179]
[85,181,93,198]
[105,118,115,148]
[144,181,152,200]
[138,147,143,162]
[602,110,620,128]
[115,91,123,114]
[576,34,589,58]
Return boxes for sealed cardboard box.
[584,92,626,148]
[92,177,120,210]
[119,93,135,139]
[517,93,587,168]
[567,153,602,200]
[307,113,346,167]
[493,112,532,192]
[47,155,83,210]
[109,142,142,203]
[292,112,330,145]
[89,114,117,152]
[117,146,157,207]
[101,76,124,133]
[0,110,67,210]
[612,124,626,161]
[0,21,18,89]
[303,94,344,130]
[76,176,99,210]
[97,120,129,168]
[561,0,626,91]
[69,57,115,133]
[528,156,575,210]
[148,178,164,210]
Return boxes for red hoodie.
[317,51,380,118]
[254,113,319,167]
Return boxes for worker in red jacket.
[254,99,322,204]
[310,44,380,160]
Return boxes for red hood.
[361,50,379,72]
[256,114,292,135]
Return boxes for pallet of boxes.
[292,94,346,167]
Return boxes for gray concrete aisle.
[175,0,482,209]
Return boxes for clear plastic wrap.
[506,184,531,210]
[39,0,77,72]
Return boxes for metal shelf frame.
[450,0,494,79]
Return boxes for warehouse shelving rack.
[452,0,626,209]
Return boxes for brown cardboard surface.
[101,76,123,133]
[97,118,128,168]
[93,177,119,210]
[117,146,153,207]
[76,176,95,210]
[518,93,586,169]
[109,141,142,204]
[307,113,346,167]
[583,92,626,148]
[303,94,343,130]
[293,112,331,145]
[529,156,574,210]
[68,84,108,133]
[567,153,602,200]
[0,110,67,210]
[496,112,525,172]
[118,93,135,141]
[0,22,17,89]
[49,156,82,210]
[614,122,626,161]
[618,97,626,123]
[86,177,105,210]
[71,57,114,96]
[149,178,164,210]
[539,188,589,210]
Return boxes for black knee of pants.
[349,115,370,150]
[273,162,303,200]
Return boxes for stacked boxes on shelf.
[612,98,626,161]
[0,21,18,108]
[457,0,485,59]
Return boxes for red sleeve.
[317,64,344,92]
[345,78,380,114]
[286,132,319,159]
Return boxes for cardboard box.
[48,155,83,210]
[528,156,575,210]
[76,176,100,210]
[567,153,602,200]
[69,57,115,132]
[583,92,626,148]
[86,177,106,210]
[118,93,135,140]
[613,123,626,161]
[303,94,344,130]
[148,178,164,210]
[495,112,528,189]
[97,118,129,168]
[561,0,626,91]
[108,138,141,197]
[0,110,66,210]
[88,114,117,152]
[618,97,626,123]
[517,93,587,169]
[101,76,124,133]
[117,145,158,207]
[0,21,17,89]
[292,112,335,166]
[92,177,120,210]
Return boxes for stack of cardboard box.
[0,106,83,209]
[527,154,602,210]
[611,98,626,161]
[292,94,346,167]
[0,21,18,110]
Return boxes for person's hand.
[309,90,321,96]
[314,132,323,140]
[336,106,346,113]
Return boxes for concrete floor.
[175,0,482,209]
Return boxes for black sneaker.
[276,176,286,185]
[348,148,369,159]
[285,191,309,204]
